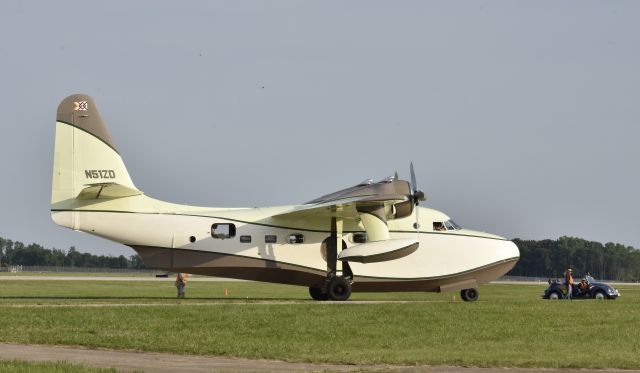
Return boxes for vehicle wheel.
[594,291,606,300]
[548,291,561,300]
[460,288,478,302]
[327,276,352,301]
[309,286,329,301]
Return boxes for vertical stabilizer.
[51,94,138,227]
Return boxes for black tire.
[309,286,329,301]
[460,288,479,302]
[548,291,561,300]
[594,291,606,300]
[327,276,352,301]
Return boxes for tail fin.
[51,94,141,224]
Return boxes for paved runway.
[1,343,638,373]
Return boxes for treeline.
[510,236,639,282]
[0,237,145,269]
[2,235,638,280]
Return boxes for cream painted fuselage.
[52,196,519,292]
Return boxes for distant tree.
[510,236,638,281]
[129,254,145,269]
[0,237,5,266]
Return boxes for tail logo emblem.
[74,101,88,111]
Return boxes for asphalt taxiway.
[1,343,639,373]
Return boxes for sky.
[1,1,639,256]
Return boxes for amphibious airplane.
[51,94,519,301]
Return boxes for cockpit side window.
[433,222,446,231]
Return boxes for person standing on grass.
[175,272,187,298]
[563,268,573,300]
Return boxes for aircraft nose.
[505,240,520,260]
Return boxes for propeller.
[409,162,426,229]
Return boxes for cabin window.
[433,222,446,231]
[287,233,304,244]
[351,232,367,243]
[211,223,236,239]
[240,235,252,243]
[265,235,277,243]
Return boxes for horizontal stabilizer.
[338,239,418,264]
[77,182,143,200]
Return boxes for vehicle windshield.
[585,275,595,284]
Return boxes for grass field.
[0,360,130,373]
[1,278,639,369]
[0,271,156,277]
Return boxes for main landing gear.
[309,275,353,301]
[309,217,354,301]
[460,288,479,302]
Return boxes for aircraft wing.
[274,178,415,221]
[272,193,409,220]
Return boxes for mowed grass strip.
[0,281,639,369]
[0,360,132,373]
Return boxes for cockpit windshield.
[444,219,462,230]
[433,219,462,231]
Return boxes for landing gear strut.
[308,217,354,301]
[460,288,479,302]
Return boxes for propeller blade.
[408,162,424,232]
[410,162,417,192]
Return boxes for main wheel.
[460,288,479,302]
[309,286,329,301]
[594,291,606,300]
[548,291,561,300]
[327,276,352,301]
